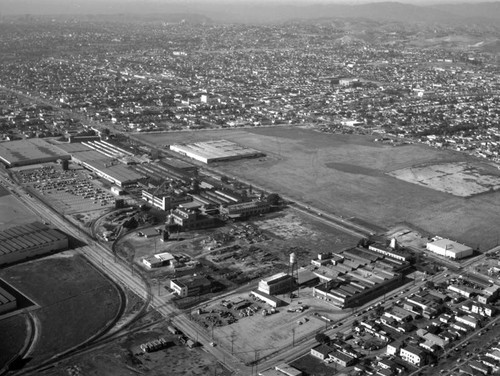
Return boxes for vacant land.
[0,252,121,366]
[0,193,37,231]
[0,183,9,197]
[38,322,231,376]
[136,127,500,249]
[0,315,28,370]
[389,161,500,197]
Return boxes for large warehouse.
[0,139,70,167]
[170,139,263,164]
[426,238,473,260]
[0,222,69,266]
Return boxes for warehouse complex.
[170,139,263,164]
[0,222,69,266]
[0,139,70,167]
[311,246,408,308]
[426,238,474,260]
[57,142,144,187]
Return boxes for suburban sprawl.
[1,3,500,376]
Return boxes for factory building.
[0,286,17,315]
[70,150,143,187]
[170,139,263,164]
[0,222,69,266]
[312,253,405,309]
[220,200,270,219]
[368,240,411,262]
[426,238,473,260]
[170,275,212,297]
[170,207,217,231]
[0,139,70,167]
[141,190,192,211]
[258,272,295,295]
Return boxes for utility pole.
[254,350,260,376]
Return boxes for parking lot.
[14,164,115,214]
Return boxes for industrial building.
[170,207,217,231]
[0,222,69,266]
[142,252,175,269]
[170,275,212,297]
[258,272,295,295]
[250,290,284,308]
[426,238,473,259]
[0,286,17,315]
[142,190,192,211]
[368,240,411,262]
[170,139,263,164]
[311,247,406,308]
[0,139,70,167]
[220,200,271,219]
[70,150,143,187]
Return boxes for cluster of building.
[0,133,273,230]
[1,20,499,164]
[310,243,410,309]
[303,274,500,375]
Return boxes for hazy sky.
[0,0,495,16]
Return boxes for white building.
[142,252,175,269]
[426,238,473,259]
[400,346,425,366]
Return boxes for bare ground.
[136,127,500,250]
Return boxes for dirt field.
[0,252,122,366]
[38,322,231,376]
[0,194,37,231]
[136,127,500,250]
[388,161,500,197]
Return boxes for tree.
[266,193,281,206]
[315,333,331,345]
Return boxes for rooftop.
[0,139,70,166]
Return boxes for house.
[469,360,490,375]
[455,314,479,329]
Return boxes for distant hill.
[1,0,500,26]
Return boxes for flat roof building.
[0,139,70,167]
[0,222,68,266]
[426,238,473,259]
[142,252,175,269]
[170,139,263,164]
[258,272,295,295]
[70,150,144,187]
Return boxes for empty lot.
[136,127,500,249]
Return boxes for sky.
[0,0,495,16]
